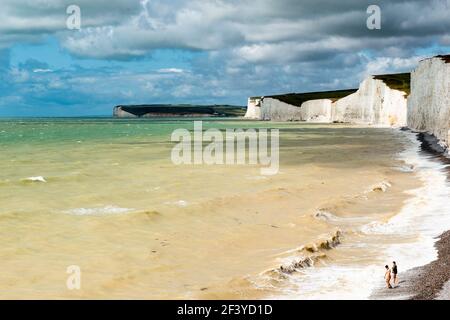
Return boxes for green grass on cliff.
[265,89,358,107]
[436,54,450,63]
[115,104,246,117]
[373,73,411,96]
[253,72,414,107]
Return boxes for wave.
[264,230,342,278]
[313,209,373,227]
[21,176,47,183]
[64,206,134,216]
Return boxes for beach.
[371,231,450,300]
[371,133,450,300]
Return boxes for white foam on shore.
[64,206,134,216]
[22,176,47,183]
[164,200,189,207]
[275,265,381,300]
[367,180,392,193]
[361,132,450,269]
[272,131,450,299]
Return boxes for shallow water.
[0,118,438,299]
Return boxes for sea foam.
[23,176,47,183]
[64,206,134,216]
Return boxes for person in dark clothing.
[392,261,398,286]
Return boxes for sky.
[0,0,449,116]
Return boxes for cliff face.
[113,106,138,118]
[245,97,332,122]
[244,97,262,119]
[247,76,408,126]
[299,99,332,122]
[260,97,303,121]
[332,77,408,126]
[407,56,450,149]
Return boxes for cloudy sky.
[0,0,449,116]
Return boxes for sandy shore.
[371,132,450,300]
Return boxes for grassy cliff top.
[251,73,411,107]
[264,89,358,107]
[436,54,450,63]
[114,104,246,117]
[373,73,410,95]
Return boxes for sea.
[0,117,449,299]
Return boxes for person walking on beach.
[392,261,398,286]
[385,265,392,289]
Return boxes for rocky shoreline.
[409,230,450,299]
[407,133,450,300]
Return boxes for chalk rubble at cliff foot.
[407,55,450,151]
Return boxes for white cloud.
[157,68,184,74]
[1,0,450,116]
[0,0,142,48]
[1,0,449,62]
[33,69,53,73]
[361,56,425,79]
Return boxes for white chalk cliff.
[332,77,407,126]
[300,99,333,123]
[260,97,303,121]
[246,54,450,152]
[244,97,262,119]
[246,76,408,126]
[407,56,450,149]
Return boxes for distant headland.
[113,104,246,118]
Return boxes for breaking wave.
[22,176,47,183]
[263,230,342,278]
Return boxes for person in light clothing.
[385,265,392,289]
